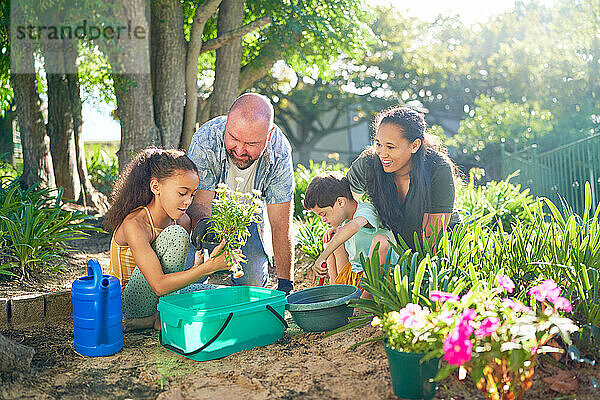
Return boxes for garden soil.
[1,219,600,399]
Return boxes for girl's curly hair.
[103,147,197,232]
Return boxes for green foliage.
[0,155,18,179]
[448,96,553,176]
[295,215,327,262]
[0,177,101,279]
[86,144,118,197]
[341,3,598,180]
[455,169,537,231]
[293,160,347,219]
[244,0,371,77]
[257,61,379,158]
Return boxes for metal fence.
[502,134,600,217]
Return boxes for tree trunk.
[65,50,109,213]
[196,41,283,132]
[113,74,160,170]
[150,0,186,149]
[10,48,55,189]
[296,143,312,169]
[209,0,245,118]
[0,103,16,165]
[45,46,81,201]
[180,0,223,150]
[109,0,161,170]
[0,332,35,372]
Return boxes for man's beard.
[226,148,256,169]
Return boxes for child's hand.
[208,239,230,271]
[311,259,328,277]
[323,227,339,244]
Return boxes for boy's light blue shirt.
[188,116,295,205]
[344,202,397,273]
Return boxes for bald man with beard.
[186,93,295,294]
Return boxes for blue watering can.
[72,259,124,356]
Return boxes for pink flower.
[436,310,455,325]
[502,298,531,313]
[430,290,460,303]
[528,279,561,302]
[398,303,428,329]
[443,328,473,366]
[553,296,573,312]
[497,275,515,293]
[475,317,500,337]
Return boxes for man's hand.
[191,218,212,248]
[276,278,294,295]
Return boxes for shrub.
[86,144,118,197]
[295,214,328,262]
[293,160,347,220]
[0,177,101,279]
[0,155,18,180]
[455,170,536,231]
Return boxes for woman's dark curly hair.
[364,106,455,248]
[103,147,198,232]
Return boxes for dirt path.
[3,319,600,400]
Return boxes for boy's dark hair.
[303,172,353,209]
[104,147,198,232]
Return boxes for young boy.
[303,172,397,288]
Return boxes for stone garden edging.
[0,290,72,330]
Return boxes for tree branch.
[188,0,222,55]
[326,108,343,131]
[200,16,271,54]
[238,42,287,93]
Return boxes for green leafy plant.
[455,170,537,231]
[209,180,263,278]
[295,214,328,262]
[0,177,101,279]
[86,144,119,197]
[0,154,18,180]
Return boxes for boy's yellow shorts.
[333,261,363,290]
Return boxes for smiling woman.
[346,107,457,249]
[103,147,230,331]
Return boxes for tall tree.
[107,0,368,168]
[10,47,55,189]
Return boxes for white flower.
[232,269,244,279]
[252,189,262,197]
[235,177,244,184]
[252,198,264,208]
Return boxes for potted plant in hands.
[207,179,263,278]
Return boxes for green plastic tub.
[157,286,287,361]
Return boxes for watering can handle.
[87,259,104,289]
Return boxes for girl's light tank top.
[109,206,163,289]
